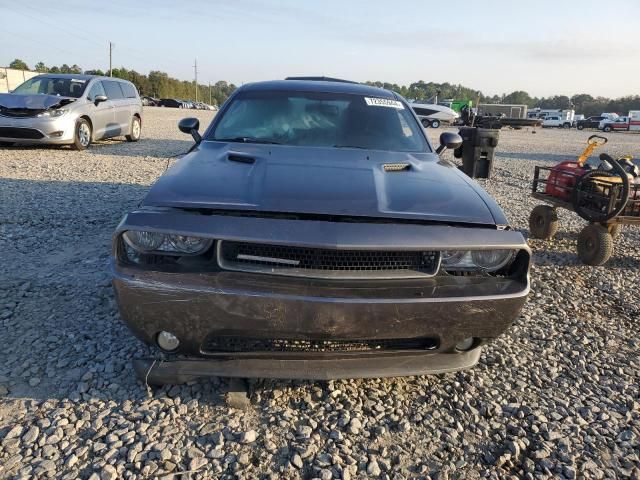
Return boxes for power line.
[3,4,104,48]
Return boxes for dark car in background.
[111,78,531,384]
[141,96,159,106]
[158,98,184,108]
[576,116,606,130]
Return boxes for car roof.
[34,73,127,82]
[239,79,398,99]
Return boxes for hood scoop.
[383,163,411,172]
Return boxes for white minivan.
[0,74,142,150]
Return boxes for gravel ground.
[0,108,638,480]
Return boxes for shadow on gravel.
[86,138,195,158]
[0,137,195,159]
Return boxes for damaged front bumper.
[112,209,531,381]
[0,114,77,144]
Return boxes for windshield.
[209,90,428,152]
[12,76,89,98]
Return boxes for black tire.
[572,157,629,223]
[529,205,559,239]
[126,116,141,142]
[577,124,584,130]
[603,125,612,132]
[563,123,571,129]
[421,118,430,128]
[72,118,92,150]
[577,224,613,266]
[431,119,441,128]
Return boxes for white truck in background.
[541,110,575,128]
[599,111,640,132]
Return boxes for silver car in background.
[0,74,142,150]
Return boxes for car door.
[103,80,130,135]
[85,80,115,140]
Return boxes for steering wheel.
[572,153,630,222]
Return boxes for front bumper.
[0,114,76,144]
[112,210,530,380]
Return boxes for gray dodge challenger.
[111,77,531,384]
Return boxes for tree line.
[8,59,640,116]
[8,59,236,107]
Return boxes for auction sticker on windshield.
[364,97,404,109]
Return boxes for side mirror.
[94,95,108,105]
[178,117,201,144]
[436,132,463,155]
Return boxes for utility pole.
[109,41,114,77]
[193,59,198,102]
[209,81,212,105]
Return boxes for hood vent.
[383,163,411,172]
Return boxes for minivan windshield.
[209,90,428,152]
[12,76,89,98]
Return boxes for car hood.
[143,142,499,225]
[0,93,75,110]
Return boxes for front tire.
[577,224,613,265]
[577,124,584,130]
[603,125,612,132]
[126,116,141,142]
[430,119,441,128]
[529,205,559,239]
[73,119,92,150]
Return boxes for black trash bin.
[453,127,499,179]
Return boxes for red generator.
[544,135,607,201]
[544,161,587,200]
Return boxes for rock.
[100,465,117,480]
[291,453,303,469]
[240,430,258,444]
[367,459,381,476]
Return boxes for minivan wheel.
[126,116,141,142]
[430,119,441,128]
[73,119,92,150]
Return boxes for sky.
[1,0,638,98]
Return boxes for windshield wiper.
[215,136,282,145]
[333,144,368,149]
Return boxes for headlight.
[37,109,68,118]
[123,230,165,252]
[441,249,515,272]
[470,250,514,271]
[122,230,212,255]
[168,235,212,254]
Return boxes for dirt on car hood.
[143,142,502,225]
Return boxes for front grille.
[0,127,44,139]
[0,108,41,118]
[201,336,439,354]
[217,241,440,279]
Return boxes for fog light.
[157,331,180,351]
[50,131,64,137]
[455,337,475,351]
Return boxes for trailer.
[477,103,528,119]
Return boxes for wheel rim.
[78,123,90,146]
[132,119,140,138]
